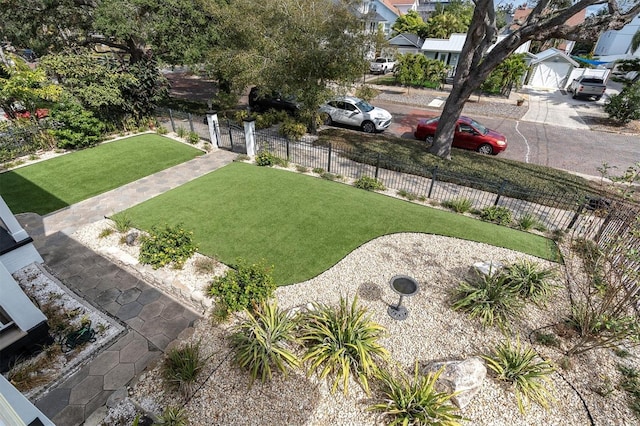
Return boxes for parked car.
[248,86,299,114]
[369,57,396,75]
[414,116,507,155]
[319,96,392,133]
[568,76,607,101]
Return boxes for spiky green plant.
[503,259,558,304]
[162,342,205,399]
[451,269,523,329]
[483,339,555,414]
[369,363,464,425]
[111,213,133,233]
[155,406,189,425]
[517,213,545,231]
[441,197,473,213]
[230,300,300,385]
[301,297,388,395]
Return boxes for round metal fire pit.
[387,275,419,321]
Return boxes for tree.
[604,82,640,124]
[424,12,468,38]
[429,0,640,159]
[480,53,528,97]
[391,10,428,37]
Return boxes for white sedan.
[319,96,392,133]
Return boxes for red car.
[414,116,507,155]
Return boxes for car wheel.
[362,121,376,133]
[595,96,602,101]
[477,144,493,155]
[425,135,434,146]
[321,112,332,126]
[571,91,578,99]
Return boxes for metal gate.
[216,119,246,153]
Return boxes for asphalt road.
[377,100,639,179]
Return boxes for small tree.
[604,82,640,124]
[480,54,528,97]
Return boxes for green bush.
[156,125,168,135]
[187,131,200,144]
[312,167,325,174]
[397,189,417,200]
[503,259,558,304]
[354,85,380,102]
[162,342,205,399]
[604,82,640,124]
[452,268,523,329]
[176,126,188,138]
[138,224,197,269]
[301,297,388,395]
[369,363,463,425]
[320,172,336,180]
[279,119,307,140]
[354,176,385,191]
[255,151,287,167]
[479,205,513,225]
[483,339,555,413]
[441,198,473,213]
[155,406,189,426]
[110,213,133,233]
[255,109,289,129]
[517,213,546,231]
[230,300,300,385]
[49,102,106,149]
[207,259,276,321]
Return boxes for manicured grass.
[122,162,559,285]
[0,134,203,215]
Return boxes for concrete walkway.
[520,87,591,129]
[16,148,236,425]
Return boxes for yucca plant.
[451,270,523,329]
[483,339,555,414]
[230,300,300,385]
[503,259,558,304]
[369,363,465,425]
[301,297,388,395]
[517,213,545,231]
[155,406,189,426]
[110,213,132,233]
[441,197,473,213]
[162,342,205,399]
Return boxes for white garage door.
[530,62,571,88]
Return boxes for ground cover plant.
[121,162,559,284]
[0,134,203,214]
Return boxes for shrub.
[138,224,197,269]
[156,125,169,135]
[155,406,189,426]
[452,268,523,329]
[301,297,388,395]
[503,259,558,304]
[255,151,287,167]
[207,259,276,321]
[279,119,307,140]
[162,342,205,399]
[441,197,473,213]
[193,256,218,275]
[517,213,545,231]
[176,126,188,138]
[354,176,385,191]
[230,300,300,385]
[98,228,114,239]
[483,339,555,413]
[49,101,106,149]
[296,165,308,173]
[479,205,513,225]
[354,85,380,102]
[187,131,200,144]
[312,167,325,174]
[255,109,288,129]
[320,172,336,181]
[397,189,417,200]
[534,331,560,347]
[369,363,464,425]
[604,82,640,124]
[111,213,133,233]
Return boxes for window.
[0,306,15,333]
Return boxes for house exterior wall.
[594,15,640,56]
[0,375,55,425]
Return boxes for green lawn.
[0,134,203,215]
[122,162,559,285]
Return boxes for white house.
[388,32,425,54]
[420,33,532,76]
[357,0,402,37]
[594,14,640,61]
[526,48,580,89]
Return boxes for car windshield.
[375,58,387,63]
[355,99,374,112]
[469,119,488,135]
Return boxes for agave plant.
[483,338,556,414]
[369,363,465,426]
[230,300,300,385]
[301,297,388,395]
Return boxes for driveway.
[521,88,592,129]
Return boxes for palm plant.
[230,300,300,385]
[369,363,464,425]
[451,269,523,329]
[503,259,558,304]
[301,297,388,395]
[162,342,205,399]
[483,339,555,414]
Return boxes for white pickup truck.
[369,57,396,75]
[569,76,607,101]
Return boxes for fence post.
[168,109,176,132]
[188,113,195,133]
[243,118,256,157]
[427,166,438,199]
[566,202,585,231]
[286,140,290,160]
[227,119,234,150]
[327,143,332,173]
[206,110,220,148]
[375,153,381,179]
[494,179,507,206]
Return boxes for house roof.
[379,0,401,16]
[530,48,580,67]
[421,33,531,54]
[388,32,424,48]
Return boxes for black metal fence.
[0,122,53,162]
[255,135,611,234]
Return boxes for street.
[376,100,639,179]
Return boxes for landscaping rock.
[472,260,504,277]
[424,357,487,408]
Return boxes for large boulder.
[424,357,487,408]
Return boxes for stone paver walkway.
[16,147,236,425]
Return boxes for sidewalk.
[17,148,236,425]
